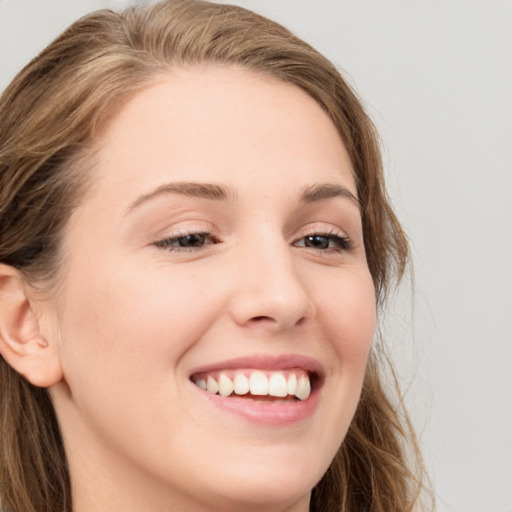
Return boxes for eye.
[294,233,351,252]
[155,232,218,251]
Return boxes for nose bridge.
[229,227,315,329]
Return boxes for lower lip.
[194,385,321,426]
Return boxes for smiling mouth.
[190,369,313,401]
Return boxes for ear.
[0,264,63,388]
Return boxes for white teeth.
[196,378,207,390]
[268,372,288,397]
[295,375,311,400]
[206,376,219,394]
[287,373,297,396]
[218,372,234,397]
[233,373,250,395]
[195,370,312,401]
[249,370,269,395]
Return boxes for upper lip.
[189,354,324,379]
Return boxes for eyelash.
[154,230,352,254]
[293,231,352,253]
[154,232,218,252]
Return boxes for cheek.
[52,261,226,462]
[56,261,221,388]
[300,268,375,472]
[317,268,376,360]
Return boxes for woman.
[0,1,429,511]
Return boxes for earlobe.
[0,264,63,388]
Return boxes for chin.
[206,479,313,512]
[192,453,325,512]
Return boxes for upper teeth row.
[193,370,311,400]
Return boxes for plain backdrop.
[1,1,511,511]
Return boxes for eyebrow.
[126,181,237,214]
[299,183,360,208]
[126,180,360,215]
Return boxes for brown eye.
[176,233,207,247]
[304,235,330,250]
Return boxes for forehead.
[89,66,356,204]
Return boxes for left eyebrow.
[299,183,360,209]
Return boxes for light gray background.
[1,1,511,511]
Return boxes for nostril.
[249,315,307,327]
[252,316,273,322]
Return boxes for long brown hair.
[0,1,430,511]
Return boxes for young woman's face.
[47,67,376,512]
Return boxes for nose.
[228,236,316,332]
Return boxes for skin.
[32,67,376,512]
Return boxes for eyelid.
[292,222,348,241]
[152,220,214,241]
[151,218,220,252]
[155,231,218,248]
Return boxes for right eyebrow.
[125,181,237,215]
